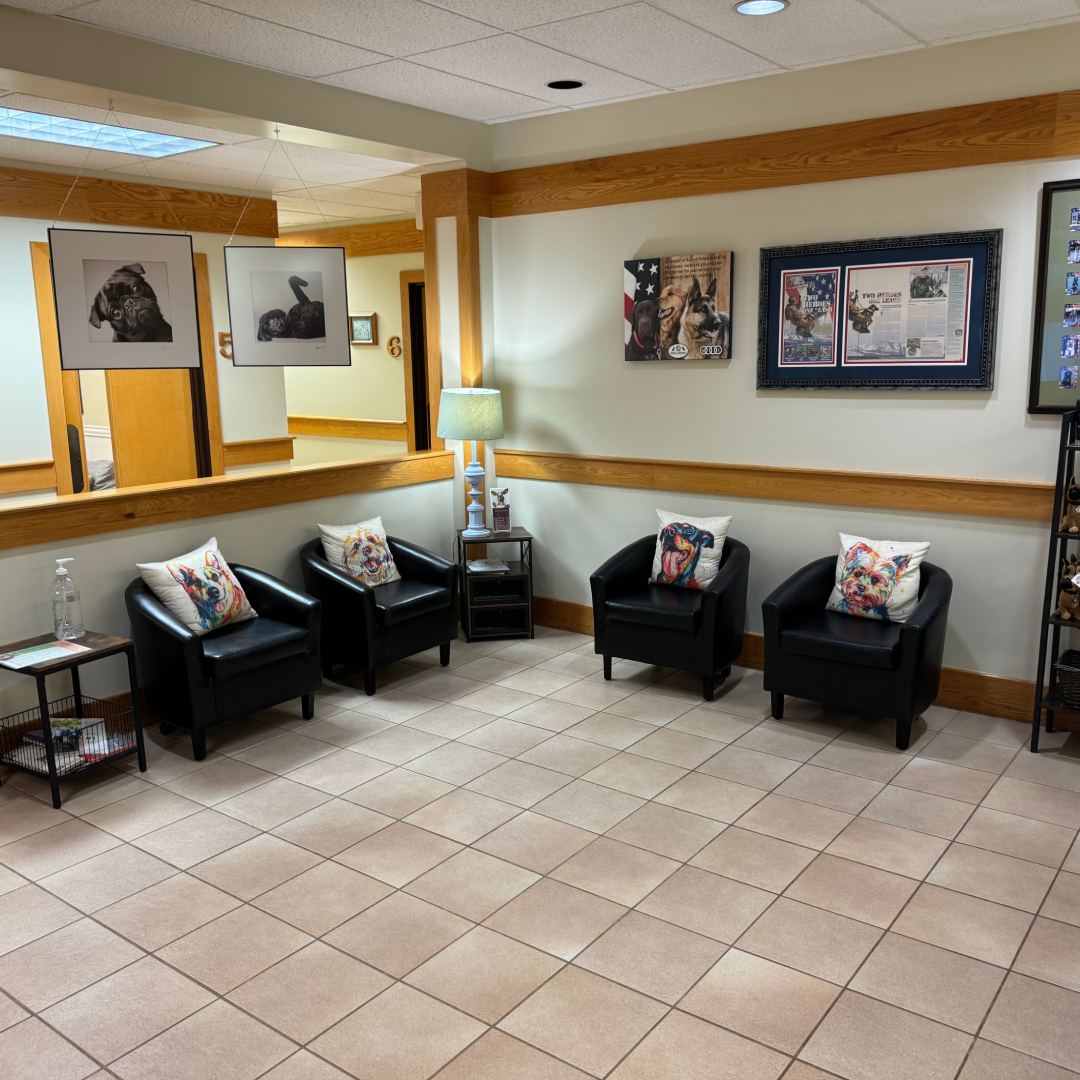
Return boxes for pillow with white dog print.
[649,509,732,590]
[137,537,256,636]
[318,516,401,587]
[825,533,931,623]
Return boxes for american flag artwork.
[624,259,660,346]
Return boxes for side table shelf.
[455,527,534,642]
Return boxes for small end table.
[455,527,534,642]
[0,632,146,808]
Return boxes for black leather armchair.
[762,556,952,750]
[299,536,457,695]
[591,535,750,700]
[125,565,322,760]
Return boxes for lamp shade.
[437,387,504,441]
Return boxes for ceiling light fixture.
[0,108,216,157]
[547,79,584,90]
[735,0,788,14]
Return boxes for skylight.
[0,108,216,158]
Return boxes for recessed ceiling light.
[0,108,216,157]
[735,0,788,14]
[547,79,584,90]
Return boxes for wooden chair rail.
[287,416,408,441]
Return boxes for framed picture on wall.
[623,250,732,361]
[757,229,1002,391]
[48,228,201,370]
[1029,179,1080,413]
[350,312,377,346]
[224,245,351,367]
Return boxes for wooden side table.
[0,632,146,808]
[455,527,534,642]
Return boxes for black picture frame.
[757,229,1001,391]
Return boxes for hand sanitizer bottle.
[52,558,85,641]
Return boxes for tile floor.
[1,627,1079,1079]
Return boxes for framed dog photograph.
[350,312,377,346]
[758,230,1001,391]
[48,228,201,370]
[224,245,350,367]
[624,251,732,361]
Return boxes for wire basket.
[1056,649,1080,710]
[0,695,136,778]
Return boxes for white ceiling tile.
[413,32,658,104]
[344,174,423,196]
[274,194,413,218]
[1,1,87,11]
[653,0,915,67]
[70,0,385,78]
[277,208,353,227]
[214,0,494,55]
[322,60,551,120]
[0,135,142,170]
[863,0,1080,43]
[522,2,778,89]
[276,186,415,212]
[238,138,414,176]
[110,157,281,192]
[422,0,630,31]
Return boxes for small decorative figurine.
[490,487,511,533]
[1061,477,1080,533]
[1056,555,1080,620]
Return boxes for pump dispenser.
[52,558,84,641]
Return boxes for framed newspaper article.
[758,230,1001,390]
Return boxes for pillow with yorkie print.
[825,532,930,623]
[318,516,401,587]
[649,509,732,590]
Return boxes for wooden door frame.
[399,268,424,454]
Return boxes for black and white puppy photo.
[85,260,173,343]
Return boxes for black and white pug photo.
[84,260,173,343]
[250,270,326,342]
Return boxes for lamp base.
[463,454,491,539]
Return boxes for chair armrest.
[701,539,749,613]
[388,536,456,592]
[590,535,655,607]
[761,556,836,637]
[127,586,199,645]
[232,565,320,639]
[900,566,953,638]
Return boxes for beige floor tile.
[228,941,390,1042]
[405,788,520,843]
[406,848,539,920]
[550,679,635,712]
[455,656,528,683]
[311,982,484,1080]
[474,811,596,873]
[495,640,569,665]
[1065,833,1080,872]
[841,717,936,755]
[735,721,836,763]
[506,698,596,733]
[667,706,760,742]
[0,819,122,880]
[260,1051,355,1079]
[285,748,391,795]
[39,844,175,913]
[162,757,276,805]
[0,883,81,955]
[537,653,607,681]
[958,1038,1080,1079]
[956,807,1075,867]
[325,891,472,976]
[334,821,461,886]
[466,760,574,808]
[130,808,259,869]
[460,717,556,755]
[983,776,1080,829]
[112,998,296,1080]
[606,802,724,860]
[119,739,213,785]
[654,772,765,822]
[351,725,448,765]
[213,776,330,830]
[918,732,1017,774]
[405,926,562,1022]
[860,784,974,839]
[1014,916,1080,992]
[786,853,916,927]
[0,864,22,899]
[892,883,1032,967]
[943,712,1028,746]
[825,816,949,878]
[407,742,508,785]
[22,770,153,818]
[252,859,391,935]
[581,754,686,799]
[456,684,541,718]
[807,740,909,782]
[981,973,1080,1072]
[499,966,666,1078]
[638,865,772,943]
[628,728,724,769]
[81,788,203,841]
[157,905,310,993]
[533,779,645,831]
[704,673,773,721]
[498,667,581,696]
[801,991,971,1080]
[1005,745,1080,794]
[484,878,626,960]
[295,709,392,747]
[889,757,997,804]
[696,745,801,790]
[550,837,679,906]
[682,948,838,1054]
[404,702,494,738]
[96,873,239,951]
[41,955,213,1063]
[1042,870,1080,927]
[351,690,442,723]
[690,826,815,891]
[927,843,1056,912]
[0,990,26,1031]
[851,932,1005,1032]
[189,834,321,900]
[398,672,486,704]
[774,764,883,813]
[0,918,142,1010]
[344,767,455,817]
[737,896,881,984]
[0,1017,98,1080]
[519,735,617,777]
[270,798,392,856]
[603,692,694,726]
[735,794,852,849]
[563,713,654,750]
[432,1029,591,1079]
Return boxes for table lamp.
[437,387,504,538]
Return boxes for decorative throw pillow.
[825,532,931,623]
[137,537,256,635]
[318,516,401,586]
[649,509,732,590]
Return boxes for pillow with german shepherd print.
[649,509,731,591]
[137,537,256,635]
[318,517,401,587]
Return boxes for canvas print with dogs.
[624,251,732,361]
[49,229,201,370]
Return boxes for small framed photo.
[350,312,377,347]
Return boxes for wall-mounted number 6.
[387,335,402,358]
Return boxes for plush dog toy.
[1056,555,1080,621]
[1062,478,1080,533]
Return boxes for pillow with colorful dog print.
[318,516,401,587]
[825,533,931,623]
[137,537,256,636]
[649,509,732,590]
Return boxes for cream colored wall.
[291,435,407,464]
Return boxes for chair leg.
[603,655,612,681]
[703,673,716,702]
[439,642,451,667]
[191,729,207,761]
[301,693,315,721]
[364,670,377,696]
[895,715,913,752]
[771,692,784,720]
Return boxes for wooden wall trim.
[0,165,277,236]
[288,415,408,441]
[222,436,295,468]
[495,448,1053,522]
[490,90,1080,217]
[421,169,492,220]
[0,459,55,494]
[277,218,423,257]
[0,450,454,551]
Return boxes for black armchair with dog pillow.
[762,556,952,750]
[590,535,750,700]
[125,565,322,761]
[299,536,457,695]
